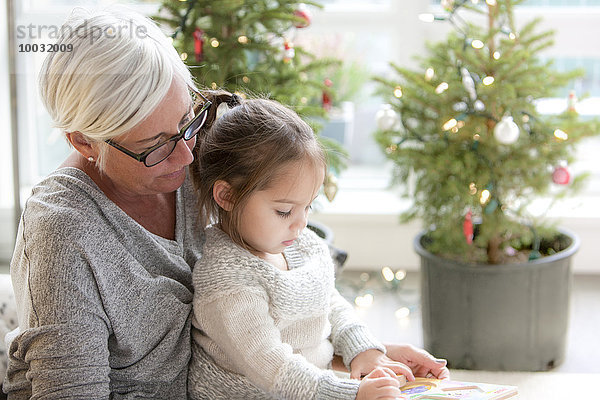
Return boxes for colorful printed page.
[400,378,518,400]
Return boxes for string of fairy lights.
[378,0,572,159]
[336,267,414,322]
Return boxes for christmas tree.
[374,0,600,264]
[154,0,347,177]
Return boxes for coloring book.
[400,377,518,400]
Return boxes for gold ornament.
[323,172,338,202]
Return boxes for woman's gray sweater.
[3,168,204,399]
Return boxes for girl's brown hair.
[191,92,326,249]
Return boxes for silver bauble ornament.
[375,104,399,131]
[461,68,477,101]
[494,116,520,144]
[473,100,485,112]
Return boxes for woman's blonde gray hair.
[39,6,195,170]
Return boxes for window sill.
[313,165,600,275]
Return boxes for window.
[320,0,391,12]
[12,1,160,192]
[0,0,160,262]
[522,0,600,5]
[1,0,15,261]
[2,0,600,264]
[305,0,600,211]
[432,0,600,6]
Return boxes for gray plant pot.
[414,228,579,371]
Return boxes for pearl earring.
[88,156,94,162]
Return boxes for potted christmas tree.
[374,0,599,371]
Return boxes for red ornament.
[322,78,333,111]
[567,90,577,113]
[552,166,570,185]
[283,40,295,63]
[463,210,474,245]
[294,4,312,28]
[193,28,204,62]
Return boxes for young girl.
[188,94,410,400]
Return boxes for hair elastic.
[227,93,242,107]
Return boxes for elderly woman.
[3,7,448,399]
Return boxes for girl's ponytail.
[190,90,243,194]
[196,90,242,132]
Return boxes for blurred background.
[2,0,599,272]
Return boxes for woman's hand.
[383,343,450,380]
[350,349,414,381]
[356,367,405,400]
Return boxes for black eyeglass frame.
[105,89,212,167]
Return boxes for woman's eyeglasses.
[105,89,212,167]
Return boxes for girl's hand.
[384,343,450,380]
[350,349,414,381]
[356,367,405,400]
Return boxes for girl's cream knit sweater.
[188,226,385,400]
